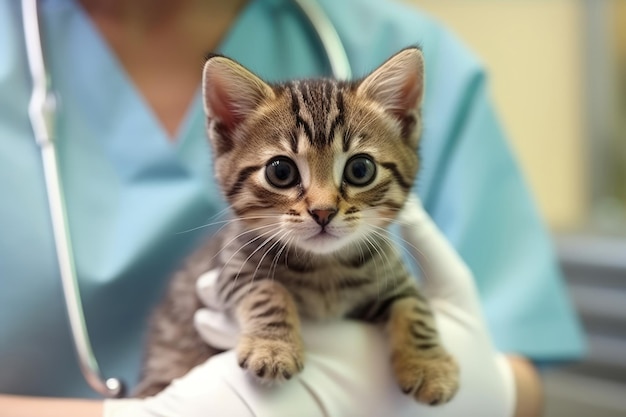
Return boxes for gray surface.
[544,370,626,417]
[545,234,626,417]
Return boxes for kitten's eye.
[344,154,376,186]
[265,157,299,188]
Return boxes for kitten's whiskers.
[366,223,430,283]
[218,224,283,292]
[364,230,396,294]
[251,230,290,284]
[175,214,279,235]
[358,233,384,301]
[269,233,293,282]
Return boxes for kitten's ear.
[356,47,424,118]
[202,55,274,130]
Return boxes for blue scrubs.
[0,0,585,398]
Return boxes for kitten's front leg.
[234,280,304,384]
[388,294,459,405]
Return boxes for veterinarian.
[0,0,584,416]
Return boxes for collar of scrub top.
[20,0,351,399]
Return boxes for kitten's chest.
[274,253,397,320]
[276,265,360,319]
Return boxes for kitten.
[136,47,459,405]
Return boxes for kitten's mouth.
[310,229,335,239]
[306,229,340,243]
[297,228,350,254]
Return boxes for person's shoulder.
[0,1,32,121]
[319,0,435,29]
[316,0,482,76]
[0,1,24,59]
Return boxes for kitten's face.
[203,49,424,255]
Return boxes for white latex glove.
[104,196,515,417]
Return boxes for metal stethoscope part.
[20,0,351,399]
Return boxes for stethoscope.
[20,0,352,398]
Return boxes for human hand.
[103,196,515,416]
[188,195,515,416]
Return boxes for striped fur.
[137,48,459,405]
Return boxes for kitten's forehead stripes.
[343,131,363,154]
[286,80,348,149]
[289,131,299,154]
[328,90,345,148]
[289,87,313,151]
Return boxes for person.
[0,0,585,416]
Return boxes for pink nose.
[308,208,337,227]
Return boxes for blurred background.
[403,1,626,416]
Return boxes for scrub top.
[0,0,585,398]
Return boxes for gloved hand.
[104,196,515,417]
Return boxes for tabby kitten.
[137,47,459,405]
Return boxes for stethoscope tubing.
[20,0,351,398]
[22,0,126,398]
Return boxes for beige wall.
[404,1,588,230]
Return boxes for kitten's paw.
[236,335,304,384]
[392,350,459,406]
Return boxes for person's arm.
[0,358,540,417]
[507,356,543,417]
[0,395,103,417]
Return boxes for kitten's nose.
[309,208,337,227]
